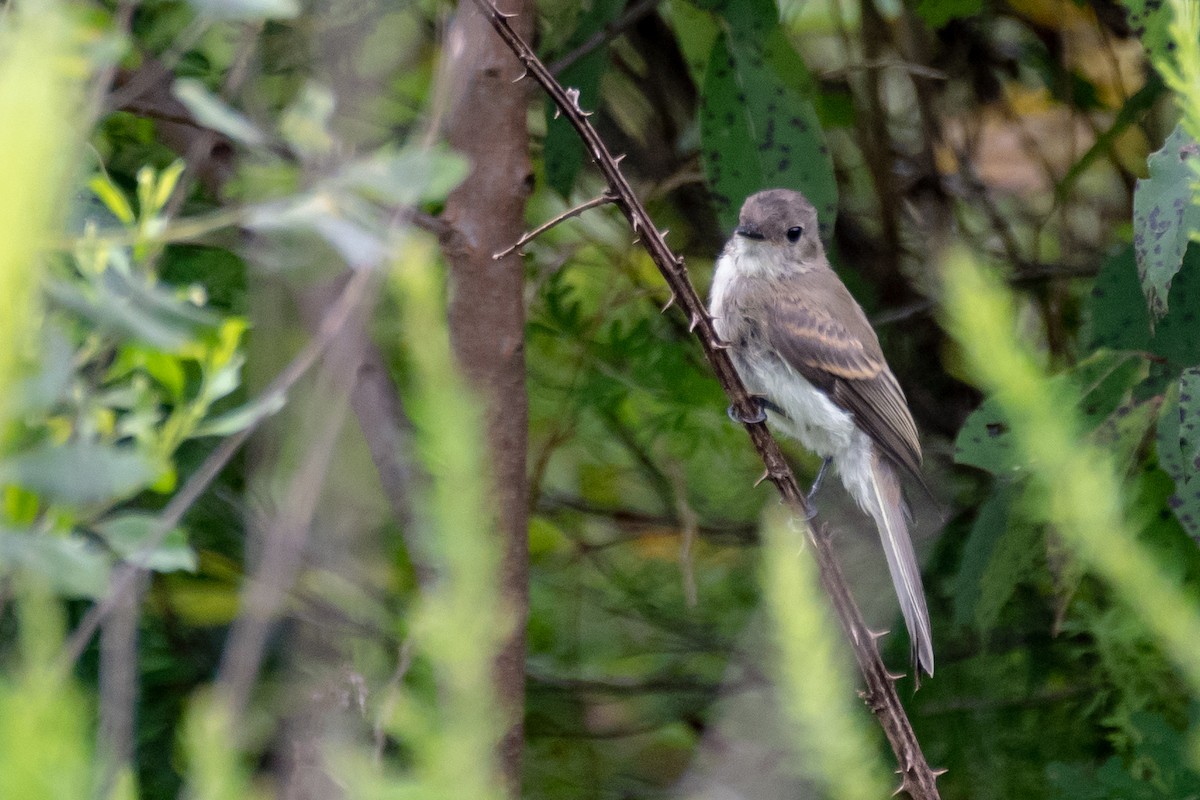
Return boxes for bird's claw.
[804,457,832,519]
[727,396,769,425]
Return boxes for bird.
[708,188,934,676]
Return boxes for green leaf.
[279,82,336,160]
[1125,0,1176,68]
[45,268,220,353]
[913,0,983,29]
[1084,245,1153,353]
[191,391,285,438]
[246,195,388,269]
[952,480,1015,629]
[699,28,836,234]
[332,144,470,207]
[1132,124,1200,319]
[1085,243,1200,386]
[543,0,624,198]
[152,160,187,213]
[975,492,1041,635]
[172,78,268,147]
[15,326,73,414]
[202,353,245,405]
[0,531,110,598]
[1180,368,1200,473]
[0,442,157,507]
[955,351,1149,473]
[92,512,197,572]
[183,0,299,21]
[87,174,135,225]
[1158,373,1200,541]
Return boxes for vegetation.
[2,0,1200,798]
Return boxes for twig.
[820,59,948,81]
[548,0,663,75]
[59,267,378,669]
[372,640,415,763]
[468,3,942,797]
[493,192,614,259]
[215,303,363,720]
[666,460,699,608]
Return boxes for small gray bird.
[709,188,934,676]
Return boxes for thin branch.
[820,59,948,81]
[493,192,614,259]
[215,310,362,720]
[666,460,700,608]
[549,0,663,75]
[468,3,942,797]
[60,267,378,669]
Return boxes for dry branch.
[468,2,942,796]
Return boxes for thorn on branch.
[932,768,949,779]
[565,87,594,117]
[869,627,891,641]
[613,153,626,165]
[753,470,771,488]
[688,311,702,332]
[661,293,676,313]
[886,670,907,682]
[512,68,528,83]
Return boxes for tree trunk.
[440,1,532,794]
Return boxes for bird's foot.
[727,395,772,425]
[724,393,782,424]
[804,457,833,519]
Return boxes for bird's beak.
[735,224,765,241]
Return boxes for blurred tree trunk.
[440,1,533,794]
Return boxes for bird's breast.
[709,257,858,459]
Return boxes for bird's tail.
[861,452,934,677]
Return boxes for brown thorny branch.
[469,1,942,797]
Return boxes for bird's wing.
[765,288,923,482]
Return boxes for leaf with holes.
[955,350,1148,474]
[1133,124,1200,320]
[699,30,835,234]
[1126,0,1176,69]
[1157,376,1200,541]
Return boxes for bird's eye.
[786,226,804,243]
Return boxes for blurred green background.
[1,0,1199,798]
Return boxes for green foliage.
[1132,125,1200,320]
[543,0,625,198]
[699,0,837,233]
[5,0,1200,798]
[912,0,983,30]
[1048,710,1200,800]
[0,593,96,800]
[954,350,1149,474]
[760,511,889,800]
